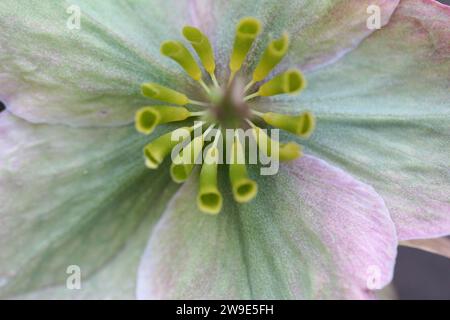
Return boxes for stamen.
[261,111,315,138]
[258,69,306,97]
[229,134,258,203]
[210,73,220,88]
[170,124,215,183]
[243,80,255,93]
[197,146,223,214]
[189,111,207,117]
[252,32,289,82]
[183,26,216,76]
[229,17,262,78]
[141,83,189,105]
[243,91,260,102]
[135,106,190,135]
[161,40,202,80]
[198,78,211,94]
[143,126,193,169]
[188,99,210,107]
[250,109,265,118]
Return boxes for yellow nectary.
[135,106,190,135]
[135,17,315,214]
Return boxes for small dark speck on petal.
[0,101,5,113]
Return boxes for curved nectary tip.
[143,126,193,170]
[257,69,306,97]
[198,191,223,214]
[160,40,202,80]
[160,40,183,57]
[135,107,160,135]
[141,83,189,105]
[183,26,216,74]
[296,112,315,137]
[283,70,305,94]
[262,111,316,138]
[270,32,289,55]
[144,147,160,169]
[233,178,258,203]
[279,142,303,161]
[183,26,203,44]
[252,32,289,82]
[253,127,303,161]
[170,163,191,183]
[229,137,258,203]
[135,106,190,135]
[229,17,262,73]
[237,17,262,38]
[170,135,205,183]
[197,146,222,214]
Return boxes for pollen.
[134,17,315,213]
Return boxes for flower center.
[210,82,251,129]
[135,17,315,214]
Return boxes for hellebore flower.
[0,0,449,299]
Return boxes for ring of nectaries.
[135,17,315,214]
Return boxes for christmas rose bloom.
[0,0,449,299]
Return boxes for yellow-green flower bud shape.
[141,83,189,105]
[252,33,289,82]
[258,69,306,97]
[197,147,223,214]
[229,17,262,73]
[161,40,202,80]
[262,111,315,138]
[135,106,190,135]
[229,136,258,203]
[143,126,193,169]
[183,26,216,75]
[252,127,302,161]
[171,134,205,183]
